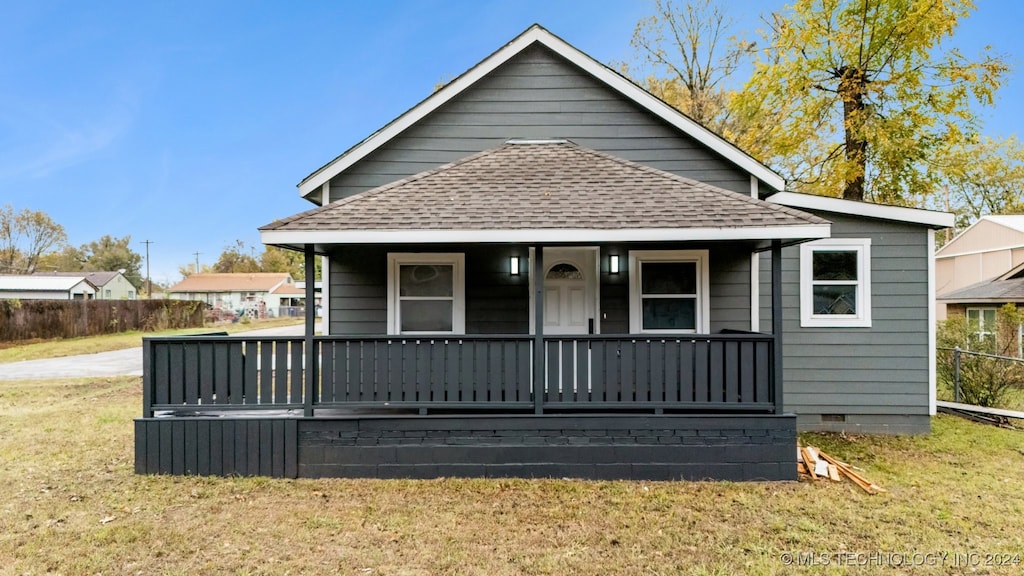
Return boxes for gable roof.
[33,270,131,288]
[297,24,784,202]
[168,273,293,294]
[985,215,1024,234]
[936,214,1024,257]
[997,260,1024,281]
[264,140,828,246]
[766,192,954,229]
[0,275,97,292]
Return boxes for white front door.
[538,248,597,335]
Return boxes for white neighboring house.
[33,271,138,300]
[0,275,97,300]
[167,272,301,318]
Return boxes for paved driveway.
[0,323,320,381]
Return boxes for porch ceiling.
[261,141,830,248]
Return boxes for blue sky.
[2,1,1022,284]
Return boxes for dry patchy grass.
[0,318,304,364]
[1,376,1023,575]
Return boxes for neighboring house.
[938,261,1024,355]
[0,275,96,300]
[167,272,296,317]
[33,271,138,300]
[266,281,308,317]
[935,215,1024,321]
[136,25,951,482]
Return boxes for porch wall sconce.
[609,255,620,274]
[510,256,520,276]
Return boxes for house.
[167,272,297,318]
[33,271,138,300]
[0,274,96,300]
[938,261,1024,355]
[134,24,951,481]
[935,215,1024,346]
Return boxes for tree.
[80,235,144,286]
[623,0,752,137]
[732,0,1010,203]
[936,136,1024,231]
[212,240,261,274]
[177,262,213,278]
[0,205,67,274]
[36,245,87,272]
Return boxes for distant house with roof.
[935,215,1024,355]
[0,275,97,300]
[33,271,138,300]
[167,272,304,317]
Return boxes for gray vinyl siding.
[329,243,753,337]
[708,244,753,333]
[328,246,388,336]
[760,213,931,433]
[326,44,756,202]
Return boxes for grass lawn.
[0,317,305,364]
[2,377,1023,574]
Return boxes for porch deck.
[135,333,796,481]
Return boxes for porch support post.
[771,240,784,414]
[303,244,316,417]
[533,245,544,414]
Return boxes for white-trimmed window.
[387,253,465,335]
[966,307,997,344]
[800,238,872,327]
[628,250,710,333]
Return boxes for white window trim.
[386,253,465,335]
[800,238,872,328]
[628,250,710,334]
[966,307,998,342]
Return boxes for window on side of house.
[800,239,872,328]
[966,307,998,345]
[387,253,465,335]
[628,250,710,334]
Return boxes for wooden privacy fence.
[0,300,206,341]
[144,333,776,416]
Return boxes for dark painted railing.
[143,336,306,416]
[318,337,533,410]
[543,335,774,411]
[143,333,775,417]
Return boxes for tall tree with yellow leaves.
[732,0,1009,203]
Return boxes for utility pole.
[194,251,202,275]
[141,239,153,298]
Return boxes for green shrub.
[937,304,1024,407]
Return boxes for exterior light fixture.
[610,255,620,274]
[510,256,520,276]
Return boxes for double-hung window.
[966,307,997,345]
[800,238,872,327]
[387,253,465,334]
[629,250,710,333]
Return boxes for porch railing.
[143,333,775,417]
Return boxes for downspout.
[772,240,784,414]
[303,244,316,417]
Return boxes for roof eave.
[767,192,954,229]
[297,25,784,201]
[261,224,830,247]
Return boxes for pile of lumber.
[797,445,886,495]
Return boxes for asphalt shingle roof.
[939,277,1024,302]
[263,141,827,233]
[168,273,292,293]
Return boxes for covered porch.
[135,141,829,480]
